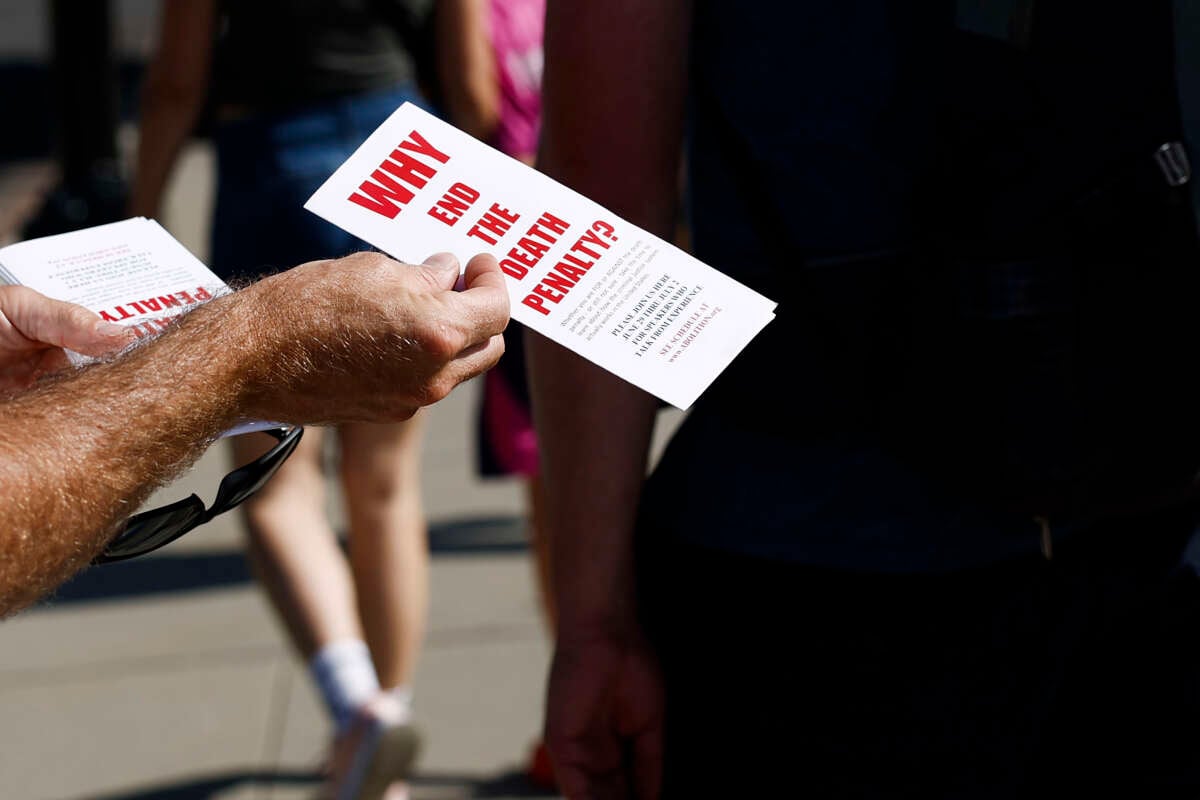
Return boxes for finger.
[0,347,73,393]
[420,251,462,291]
[3,286,134,355]
[454,253,511,336]
[554,768,593,800]
[631,726,664,800]
[554,760,618,800]
[32,348,71,378]
[560,766,631,800]
[462,251,507,294]
[63,317,137,357]
[444,332,506,384]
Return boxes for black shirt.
[211,0,425,112]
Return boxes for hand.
[232,250,509,424]
[0,285,135,392]
[545,628,665,800]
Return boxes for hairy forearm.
[0,296,247,616]
[0,248,511,617]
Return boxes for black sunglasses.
[93,425,304,564]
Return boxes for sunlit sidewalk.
[0,371,569,800]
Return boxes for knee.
[338,456,409,506]
[335,423,423,506]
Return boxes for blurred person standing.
[433,0,556,790]
[530,1,1200,797]
[130,3,438,798]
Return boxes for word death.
[347,130,450,219]
[522,221,618,316]
[498,212,570,279]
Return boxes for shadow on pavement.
[417,768,564,799]
[70,767,561,800]
[74,768,316,800]
[42,515,529,608]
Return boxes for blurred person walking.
[433,0,556,790]
[130,3,438,798]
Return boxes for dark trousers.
[638,508,1200,798]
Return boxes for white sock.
[380,684,414,723]
[309,639,380,734]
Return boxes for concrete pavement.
[0,137,686,799]
[0,419,566,800]
[0,382,557,800]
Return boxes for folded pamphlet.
[0,216,277,437]
[304,102,778,410]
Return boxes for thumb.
[47,305,136,357]
[2,286,134,356]
[421,251,464,291]
[71,316,138,357]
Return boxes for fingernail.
[95,321,131,337]
[423,252,459,271]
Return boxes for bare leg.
[234,426,362,657]
[338,415,429,690]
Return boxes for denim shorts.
[209,84,428,283]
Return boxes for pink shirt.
[486,0,545,160]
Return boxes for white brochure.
[0,216,279,437]
[0,216,228,343]
[305,102,777,409]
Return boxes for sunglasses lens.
[94,427,303,565]
[95,496,206,563]
[211,427,302,512]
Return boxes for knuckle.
[340,250,395,280]
[402,385,434,409]
[347,249,386,266]
[419,323,464,363]
[422,383,450,406]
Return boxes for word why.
[347,129,451,219]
